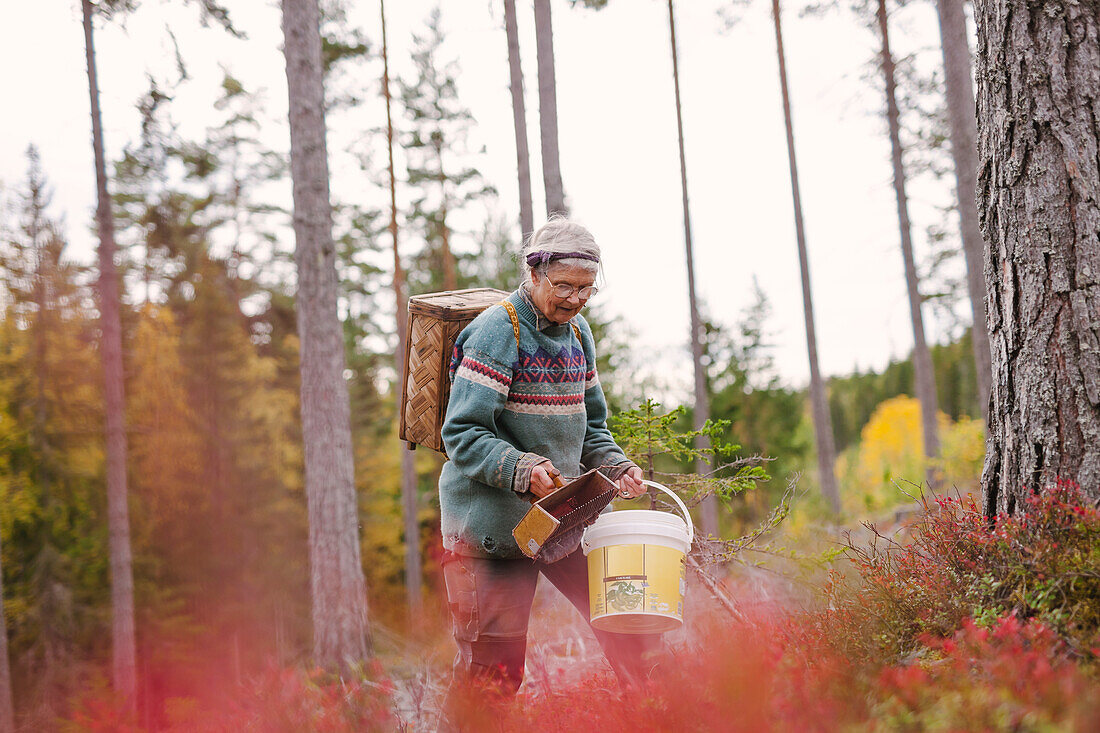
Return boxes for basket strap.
[498,301,521,346]
[499,300,583,363]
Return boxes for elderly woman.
[439,218,660,698]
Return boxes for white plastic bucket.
[581,481,694,634]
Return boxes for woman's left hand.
[616,465,646,499]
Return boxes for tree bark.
[667,0,718,534]
[772,0,841,514]
[81,0,137,706]
[504,0,535,240]
[877,0,941,479]
[975,0,1100,514]
[933,0,992,422]
[281,0,371,669]
[381,0,422,618]
[534,0,567,216]
[0,542,13,733]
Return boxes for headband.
[525,251,601,267]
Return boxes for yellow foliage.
[838,395,985,516]
[129,305,205,521]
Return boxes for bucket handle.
[614,480,694,545]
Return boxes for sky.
[0,0,969,399]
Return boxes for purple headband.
[525,251,601,268]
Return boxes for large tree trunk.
[0,543,13,733]
[281,0,372,669]
[380,0,422,618]
[534,0,567,216]
[877,0,941,479]
[934,0,992,422]
[772,0,841,514]
[81,0,137,706]
[667,0,718,535]
[504,0,535,239]
[976,0,1100,514]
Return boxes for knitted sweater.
[439,286,631,559]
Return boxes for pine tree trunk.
[534,0,567,216]
[504,0,535,239]
[667,0,718,534]
[877,0,941,478]
[81,0,137,706]
[772,0,841,514]
[381,0,422,617]
[975,0,1100,514]
[281,0,371,669]
[438,157,457,292]
[0,542,13,733]
[934,0,992,422]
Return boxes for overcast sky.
[1,0,967,399]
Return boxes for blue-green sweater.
[439,287,630,559]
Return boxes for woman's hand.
[529,461,563,498]
[616,465,646,499]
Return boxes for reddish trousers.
[442,548,663,694]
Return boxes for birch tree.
[281,0,371,668]
[975,0,1100,512]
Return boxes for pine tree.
[0,536,11,733]
[932,0,990,421]
[664,0,719,534]
[767,0,840,513]
[281,0,371,669]
[399,8,496,296]
[975,0,1100,512]
[81,0,136,701]
[533,0,567,216]
[503,0,535,237]
[876,0,941,483]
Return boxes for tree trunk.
[667,0,718,535]
[772,0,841,514]
[534,0,567,216]
[975,0,1100,514]
[381,0,422,618]
[0,542,13,733]
[877,0,941,479]
[437,154,457,292]
[81,0,137,706]
[504,0,535,239]
[933,0,992,422]
[281,0,371,669]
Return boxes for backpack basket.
[399,288,510,452]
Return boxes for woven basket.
[400,288,510,452]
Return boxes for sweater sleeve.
[575,315,632,471]
[440,310,525,490]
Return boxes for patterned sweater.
[439,286,631,559]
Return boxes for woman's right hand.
[529,461,563,498]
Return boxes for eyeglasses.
[544,272,598,300]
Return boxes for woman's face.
[529,263,597,324]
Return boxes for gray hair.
[521,218,601,276]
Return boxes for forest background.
[1,0,997,728]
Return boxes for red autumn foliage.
[61,482,1100,731]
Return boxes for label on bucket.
[588,543,686,634]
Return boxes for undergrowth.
[59,482,1100,732]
